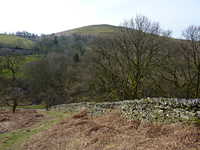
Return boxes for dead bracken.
[22,109,200,150]
[0,109,45,133]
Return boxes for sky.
[1,0,200,39]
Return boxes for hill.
[51,24,182,43]
[53,24,121,37]
[0,34,35,49]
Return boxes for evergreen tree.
[74,52,79,62]
[53,36,58,44]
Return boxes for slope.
[0,34,35,49]
[22,110,200,150]
[53,24,120,37]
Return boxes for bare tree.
[91,15,171,100]
[1,87,25,113]
[154,25,200,99]
[152,40,187,98]
[23,53,72,110]
[37,37,53,57]
[0,79,26,113]
[180,25,200,98]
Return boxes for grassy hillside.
[0,34,35,49]
[54,24,120,36]
[52,24,181,42]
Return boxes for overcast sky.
[1,0,200,39]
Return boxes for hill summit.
[52,24,120,36]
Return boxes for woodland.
[0,15,200,112]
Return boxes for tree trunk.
[46,105,50,111]
[12,69,15,79]
[195,73,200,98]
[12,106,16,113]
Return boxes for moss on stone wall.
[50,98,200,125]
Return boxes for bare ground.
[0,109,45,133]
[22,110,200,150]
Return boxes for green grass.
[0,111,70,150]
[18,105,46,109]
[0,54,41,64]
[73,25,116,34]
[56,24,119,36]
[0,104,46,110]
[24,55,42,63]
[0,34,35,49]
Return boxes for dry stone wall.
[50,98,200,125]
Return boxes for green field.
[55,24,120,36]
[0,103,46,109]
[24,55,42,63]
[0,34,35,49]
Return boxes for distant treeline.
[3,31,39,39]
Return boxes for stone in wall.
[50,98,200,125]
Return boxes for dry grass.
[21,110,200,150]
[0,109,45,133]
